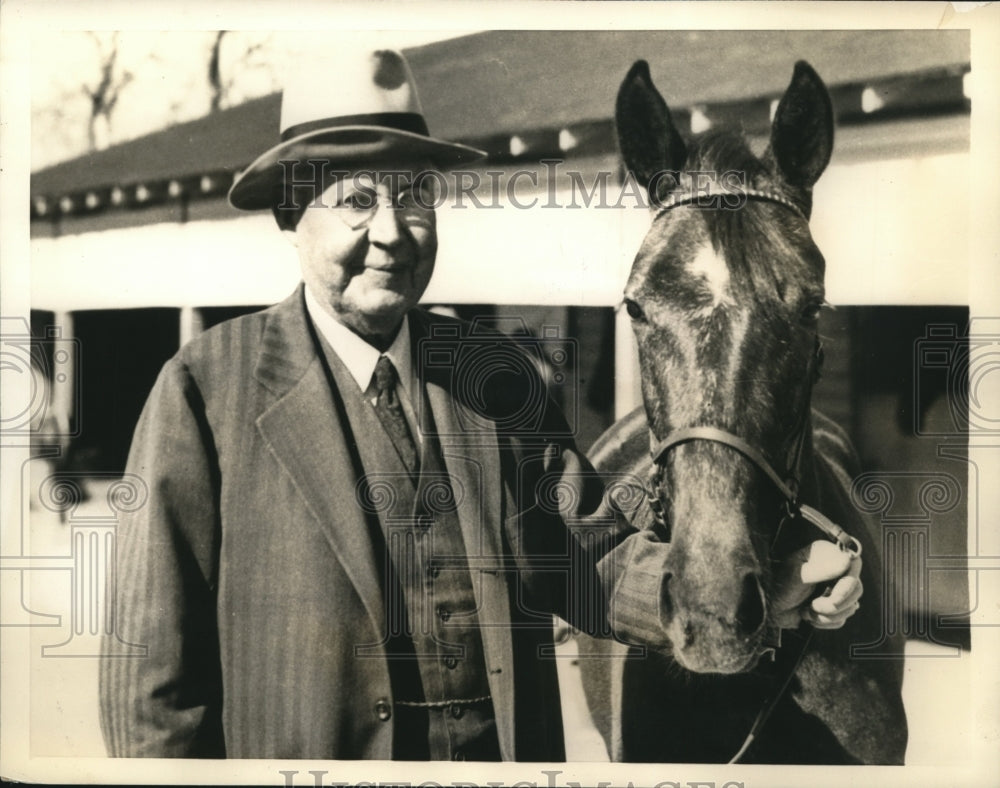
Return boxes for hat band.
[280,112,430,143]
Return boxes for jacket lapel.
[412,311,517,760]
[253,286,387,642]
[253,298,517,756]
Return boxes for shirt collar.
[304,284,414,398]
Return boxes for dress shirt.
[304,285,422,444]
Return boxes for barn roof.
[31,29,969,201]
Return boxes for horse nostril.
[659,572,674,623]
[735,572,767,635]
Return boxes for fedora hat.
[228,47,486,210]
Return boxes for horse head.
[617,60,834,673]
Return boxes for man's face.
[289,160,438,343]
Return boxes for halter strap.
[653,186,807,223]
[645,337,859,556]
[647,425,860,557]
[641,176,843,765]
[651,426,797,500]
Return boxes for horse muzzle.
[664,570,770,674]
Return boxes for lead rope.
[730,341,825,764]
[728,629,814,763]
[644,338,859,762]
[728,344,845,763]
[643,190,848,763]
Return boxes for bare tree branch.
[80,32,133,150]
[208,31,226,113]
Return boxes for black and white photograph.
[1,2,998,786]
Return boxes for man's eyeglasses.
[327,174,440,230]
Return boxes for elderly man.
[100,47,861,761]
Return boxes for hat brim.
[228,126,487,210]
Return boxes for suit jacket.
[99,285,671,760]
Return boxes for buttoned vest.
[314,327,500,761]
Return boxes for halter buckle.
[645,464,671,536]
[783,496,800,522]
[842,534,863,559]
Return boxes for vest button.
[428,566,440,579]
[452,749,465,761]
[449,703,465,719]
[444,655,458,670]
[437,606,451,622]
[375,699,392,721]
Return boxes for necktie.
[372,355,419,476]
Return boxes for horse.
[577,60,908,764]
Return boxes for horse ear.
[767,61,834,189]
[616,60,687,195]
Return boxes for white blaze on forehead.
[687,243,733,310]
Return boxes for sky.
[30,30,473,171]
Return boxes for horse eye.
[624,299,645,321]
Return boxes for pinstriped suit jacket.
[99,285,671,760]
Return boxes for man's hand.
[772,540,863,630]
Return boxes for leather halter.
[652,185,809,223]
[640,184,861,764]
[643,186,861,558]
[647,394,862,559]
